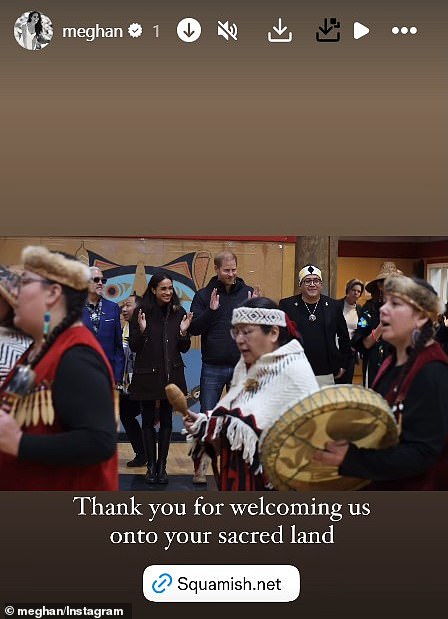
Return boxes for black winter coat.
[351,300,393,387]
[129,303,191,401]
[279,294,352,374]
[189,276,253,366]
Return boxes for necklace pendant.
[309,314,317,322]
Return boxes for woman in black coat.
[129,271,192,484]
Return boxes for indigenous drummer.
[183,297,319,490]
[0,246,118,490]
[314,275,448,490]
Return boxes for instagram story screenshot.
[1,1,447,618]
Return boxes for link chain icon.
[152,572,173,594]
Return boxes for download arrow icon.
[273,18,288,36]
[268,17,293,42]
[184,22,195,38]
[177,18,202,42]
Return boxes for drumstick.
[165,383,190,418]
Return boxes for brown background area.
[1,1,446,235]
[1,1,448,617]
[2,493,448,618]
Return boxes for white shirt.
[343,300,359,339]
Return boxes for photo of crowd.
[1,236,447,492]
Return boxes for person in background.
[435,302,448,355]
[129,272,192,485]
[0,246,118,490]
[119,293,145,467]
[335,278,364,384]
[0,265,31,387]
[279,264,351,387]
[315,276,448,490]
[351,262,402,387]
[189,250,260,483]
[82,266,125,386]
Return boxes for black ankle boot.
[142,427,157,484]
[157,464,168,484]
[127,454,147,468]
[144,463,158,484]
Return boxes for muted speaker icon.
[218,20,238,41]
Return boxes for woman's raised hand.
[137,308,147,334]
[180,312,193,335]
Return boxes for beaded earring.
[411,327,421,348]
[43,311,51,340]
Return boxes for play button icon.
[353,22,370,40]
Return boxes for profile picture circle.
[14,10,53,51]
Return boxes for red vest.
[0,325,118,490]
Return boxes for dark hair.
[28,253,88,369]
[214,251,237,268]
[389,319,434,398]
[369,283,383,304]
[130,292,142,305]
[237,297,298,346]
[28,11,43,37]
[0,305,15,329]
[345,278,364,296]
[140,271,180,316]
[411,276,438,297]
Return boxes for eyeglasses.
[18,276,50,288]
[92,277,107,284]
[230,326,260,340]
[303,279,322,286]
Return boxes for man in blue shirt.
[82,266,124,385]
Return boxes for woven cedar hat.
[365,261,403,294]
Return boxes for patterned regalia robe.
[189,339,319,490]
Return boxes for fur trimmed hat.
[22,246,91,291]
[383,275,444,323]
